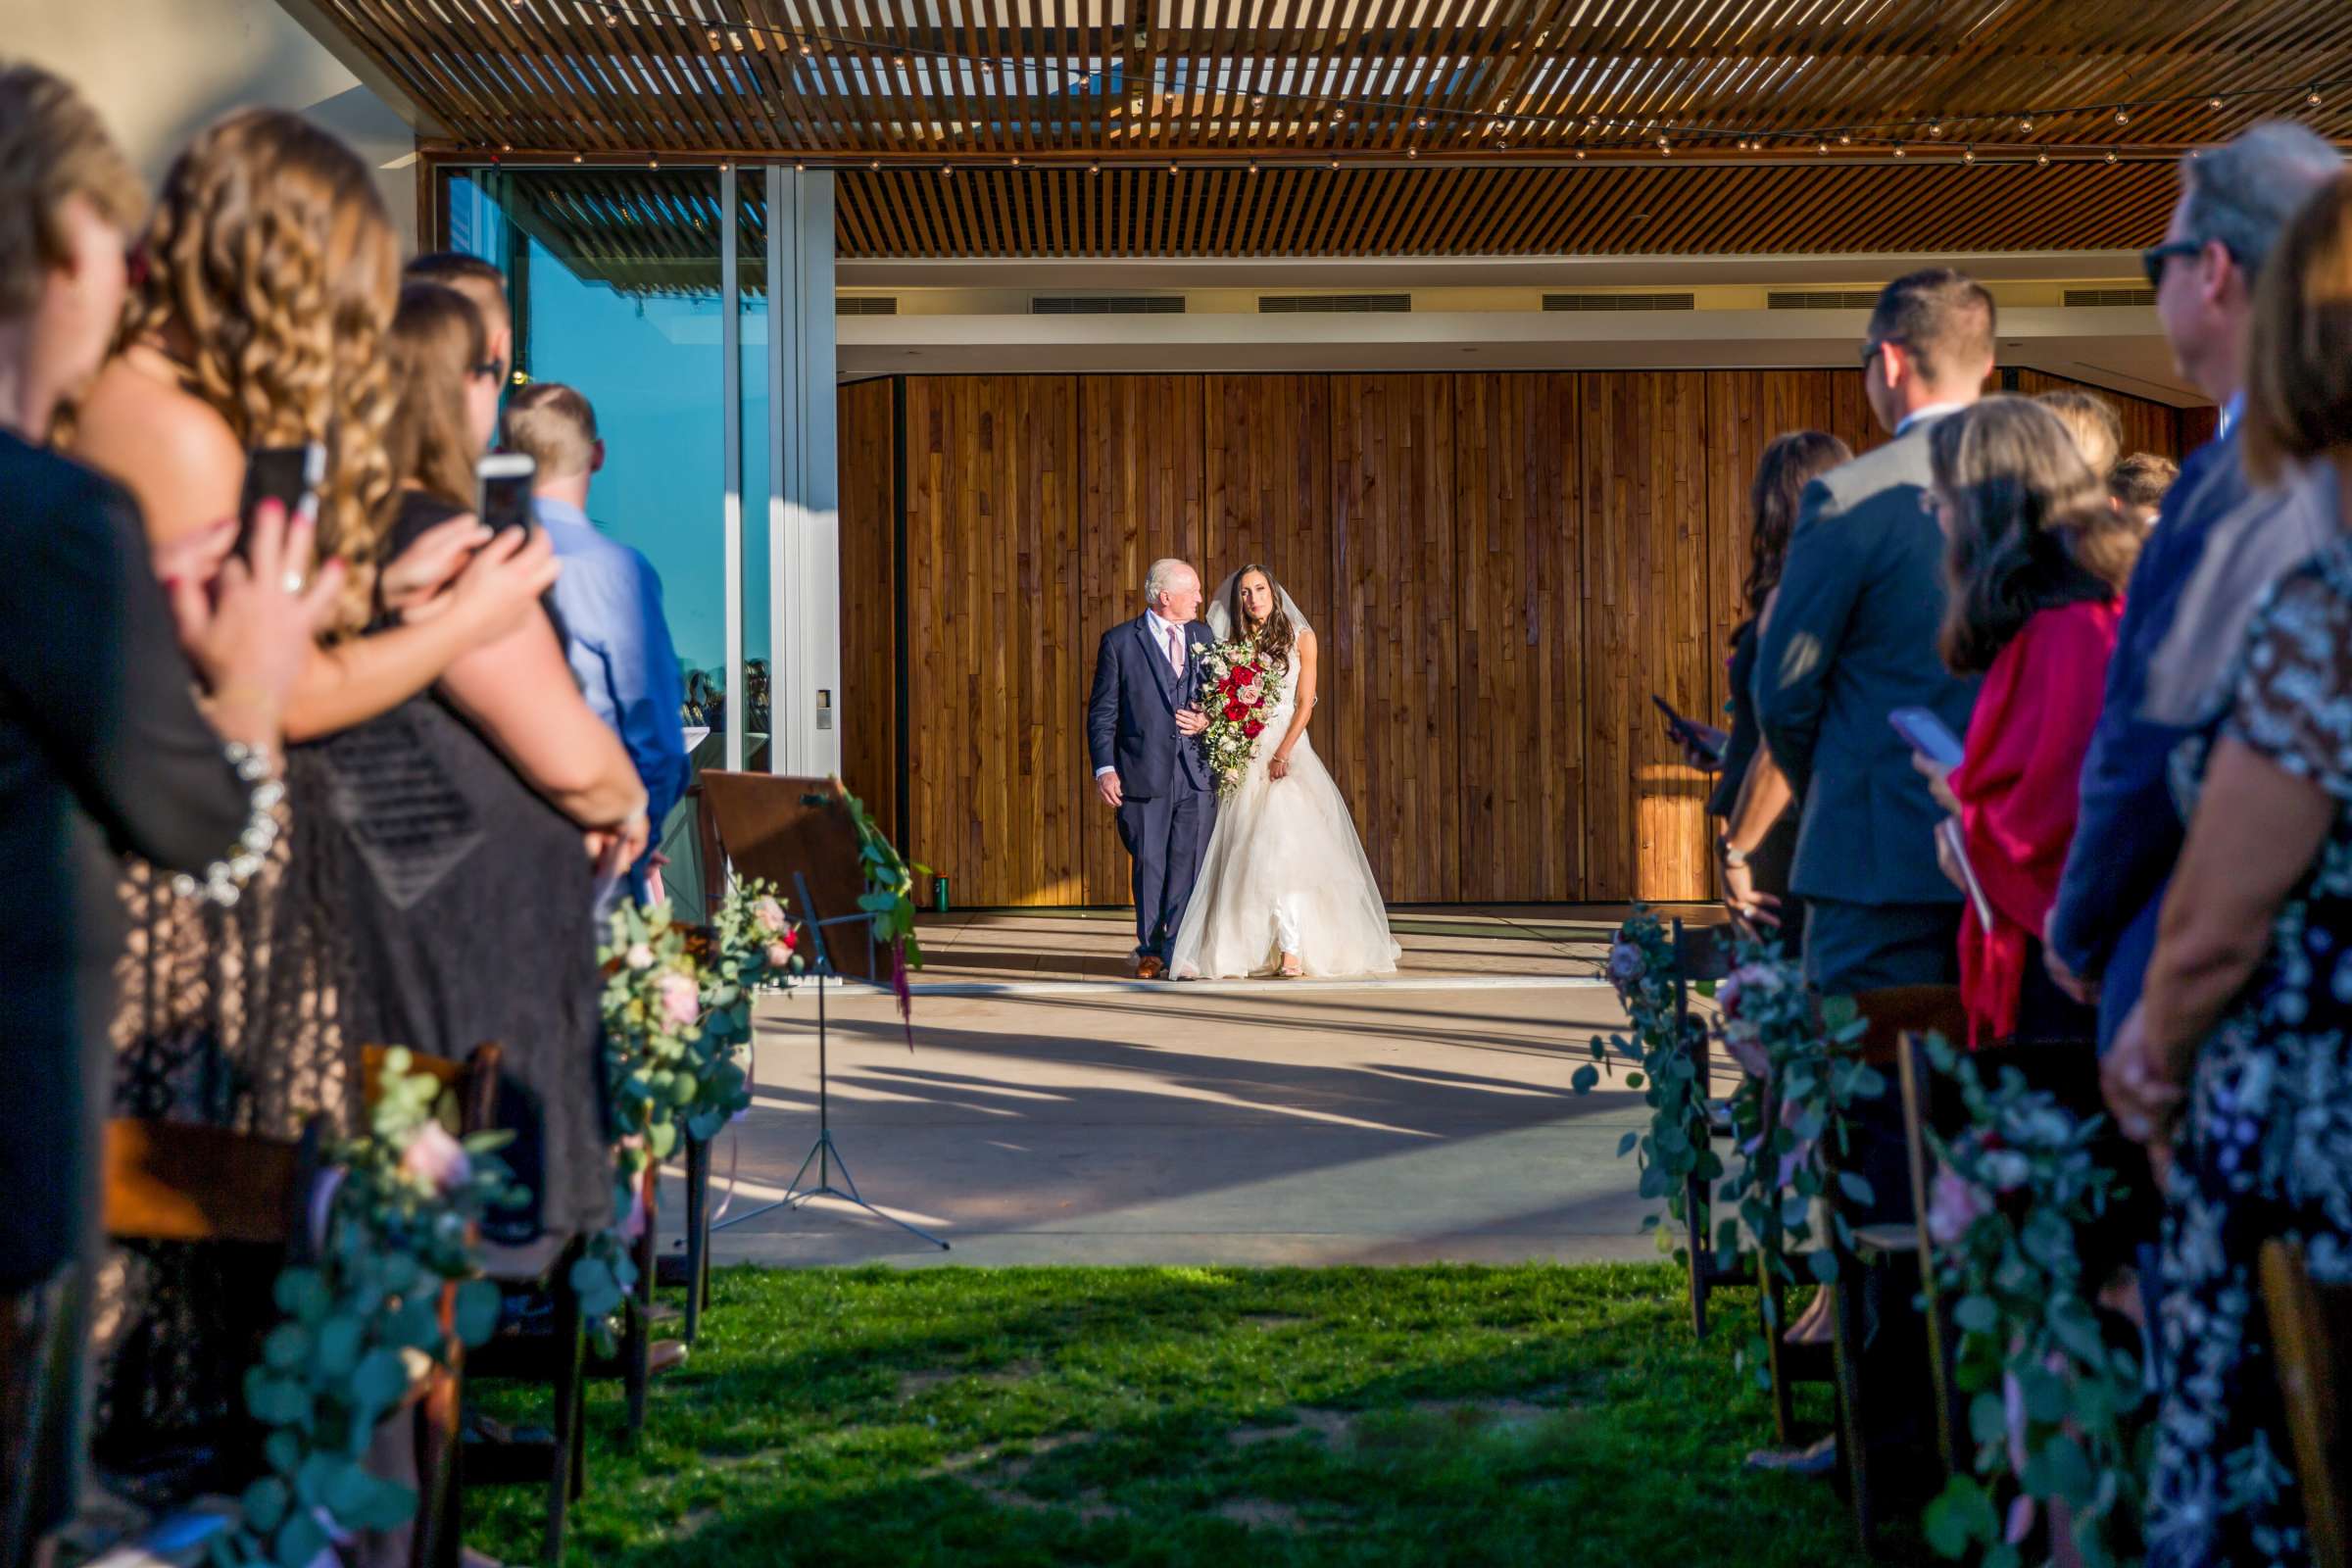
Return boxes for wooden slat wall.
[837,376,897,836]
[867,367,2210,907]
[903,375,1084,906]
[1453,372,1585,902]
[1580,372,1716,901]
[1331,374,1461,903]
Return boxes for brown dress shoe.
[1136,955,1165,980]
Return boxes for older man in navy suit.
[1088,557,1216,979]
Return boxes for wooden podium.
[693,771,877,980]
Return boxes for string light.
[2036,150,2050,166]
[1928,121,1943,137]
[2105,150,2120,163]
[1962,146,1976,163]
[2019,120,2034,132]
[1893,143,1907,157]
[571,151,583,163]
[2312,87,2328,106]
[2115,109,2130,124]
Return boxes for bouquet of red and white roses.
[1196,639,1274,797]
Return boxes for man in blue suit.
[1753,270,1991,995]
[1088,558,1215,979]
[2045,123,2342,1051]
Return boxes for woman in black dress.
[310,281,647,1246]
[1712,430,1852,949]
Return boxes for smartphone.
[1889,706,1966,769]
[1651,693,1725,760]
[235,442,324,560]
[475,451,537,536]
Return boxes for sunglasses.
[2140,240,2202,290]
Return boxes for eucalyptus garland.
[1571,907,1720,1256]
[215,1051,520,1568]
[1707,939,1886,1383]
[841,785,924,1039]
[578,887,806,1323]
[1920,1039,2145,1568]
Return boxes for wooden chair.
[1671,917,1743,1337]
[1750,1060,1837,1448]
[102,1123,486,1560]
[375,1043,588,1568]
[360,1045,502,1568]
[588,1159,688,1440]
[1821,985,1968,1555]
[1892,1032,2112,1490]
[2264,1238,2352,1568]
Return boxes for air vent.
[1766,290,1884,311]
[1544,292,1694,312]
[837,296,898,316]
[1030,295,1185,315]
[2064,287,2158,308]
[1258,293,1411,314]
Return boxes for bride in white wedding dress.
[1169,565,1401,980]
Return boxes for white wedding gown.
[1168,653,1401,979]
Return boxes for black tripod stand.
[711,869,948,1250]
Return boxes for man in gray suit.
[1753,270,1992,995]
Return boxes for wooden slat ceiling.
[332,0,2352,259]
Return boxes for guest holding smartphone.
[1713,431,1851,943]
[308,280,644,1249]
[1916,398,2140,1046]
[0,66,339,1567]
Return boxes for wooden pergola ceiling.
[332,0,2352,258]
[488,159,2177,277]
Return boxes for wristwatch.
[1718,838,1749,869]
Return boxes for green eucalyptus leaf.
[262,1323,313,1373]
[1953,1294,1999,1335]
[241,1477,292,1536]
[453,1278,502,1347]
[1924,1476,1998,1558]
[352,1348,410,1413]
[272,1510,329,1568]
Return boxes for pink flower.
[1926,1164,1992,1247]
[399,1120,472,1195]
[753,896,788,933]
[618,1174,649,1242]
[1721,1022,1770,1082]
[660,971,701,1027]
[764,941,795,970]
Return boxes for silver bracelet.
[168,741,287,906]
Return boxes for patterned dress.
[2149,538,2352,1568]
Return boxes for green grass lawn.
[468,1263,1881,1568]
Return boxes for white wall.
[5,0,418,251]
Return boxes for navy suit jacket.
[1752,417,1981,906]
[1087,613,1214,798]
[2046,425,2331,1049]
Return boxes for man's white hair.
[1143,557,1195,607]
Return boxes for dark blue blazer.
[1087,613,1215,798]
[2045,429,2244,1047]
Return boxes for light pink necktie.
[1166,622,1184,674]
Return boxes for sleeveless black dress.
[305,492,612,1243]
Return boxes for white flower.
[626,942,656,970]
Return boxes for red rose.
[1236,665,1258,686]
[1244,718,1265,738]
[1223,700,1248,722]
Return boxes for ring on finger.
[282,569,307,594]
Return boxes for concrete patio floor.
[657,906,1734,1273]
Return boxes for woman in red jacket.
[1916,397,2143,1047]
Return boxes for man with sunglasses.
[2044,123,2341,1054]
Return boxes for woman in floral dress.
[2104,172,2352,1567]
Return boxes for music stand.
[697,773,947,1250]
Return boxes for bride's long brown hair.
[1225,564,1297,672]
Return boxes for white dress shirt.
[1097,612,1194,778]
